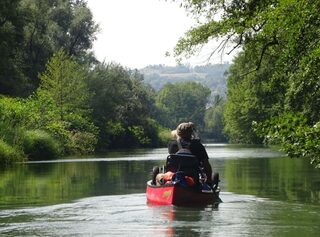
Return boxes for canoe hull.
[146,180,221,206]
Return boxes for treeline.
[0,0,102,164]
[0,49,167,163]
[0,51,218,164]
[175,0,320,167]
[0,0,222,164]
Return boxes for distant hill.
[139,64,230,99]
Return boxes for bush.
[65,131,97,155]
[158,127,172,147]
[0,139,24,165]
[254,113,320,168]
[23,130,61,161]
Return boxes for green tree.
[36,50,97,154]
[87,62,159,149]
[0,0,27,96]
[204,95,226,141]
[156,81,211,130]
[223,50,284,143]
[0,0,98,96]
[38,50,89,121]
[173,0,320,166]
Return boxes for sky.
[87,0,235,69]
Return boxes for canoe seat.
[166,153,200,181]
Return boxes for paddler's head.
[171,122,195,140]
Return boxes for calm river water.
[0,144,319,236]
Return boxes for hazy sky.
[87,0,234,69]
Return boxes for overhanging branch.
[240,36,279,77]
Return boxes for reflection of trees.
[0,162,100,208]
[97,160,165,195]
[0,160,164,208]
[224,157,320,203]
[1,156,318,209]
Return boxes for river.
[0,144,319,236]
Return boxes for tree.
[204,95,226,141]
[37,50,89,120]
[223,49,286,143]
[173,0,278,66]
[36,50,97,154]
[87,62,159,149]
[173,0,320,166]
[0,0,27,96]
[0,0,98,96]
[156,81,211,131]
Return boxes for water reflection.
[148,203,220,237]
[222,156,320,203]
[1,145,320,237]
[0,160,162,208]
[0,145,319,209]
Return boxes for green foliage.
[223,51,281,143]
[0,88,97,161]
[22,130,61,161]
[156,81,211,130]
[204,95,227,141]
[157,127,172,147]
[44,120,71,146]
[0,0,98,96]
[285,47,320,122]
[20,0,98,94]
[0,51,99,161]
[64,131,97,155]
[128,126,151,146]
[87,62,159,150]
[0,0,27,96]
[174,0,320,166]
[1,1,179,159]
[0,96,25,144]
[0,139,24,165]
[254,113,320,168]
[36,50,98,154]
[37,50,90,120]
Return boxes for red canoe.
[146,180,221,206]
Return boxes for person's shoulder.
[191,139,205,147]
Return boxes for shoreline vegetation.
[1,0,319,168]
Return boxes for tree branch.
[241,37,279,77]
[227,33,243,55]
[206,32,236,63]
[257,37,278,69]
